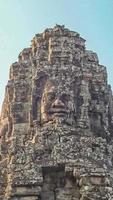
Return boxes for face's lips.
[48,108,68,115]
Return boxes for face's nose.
[52,98,65,108]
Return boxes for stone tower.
[0,25,113,200]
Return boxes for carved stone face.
[40,80,75,125]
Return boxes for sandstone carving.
[0,25,113,199]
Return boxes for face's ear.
[31,71,48,122]
[35,71,48,92]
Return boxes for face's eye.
[61,93,69,102]
[47,92,55,101]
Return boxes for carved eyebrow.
[47,91,55,95]
[61,93,69,97]
[60,93,69,101]
[43,91,55,99]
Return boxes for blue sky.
[0,0,113,109]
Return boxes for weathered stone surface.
[0,25,113,199]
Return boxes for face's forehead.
[36,67,78,99]
[44,77,75,95]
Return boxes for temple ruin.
[0,25,113,199]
